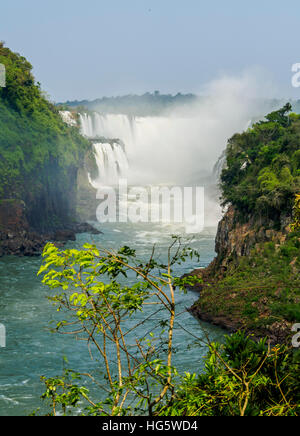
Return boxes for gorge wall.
[212,205,291,275]
[189,105,300,344]
[0,44,90,255]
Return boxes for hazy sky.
[1,0,300,101]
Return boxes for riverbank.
[187,207,300,345]
[0,199,101,257]
[0,223,222,416]
[188,105,300,345]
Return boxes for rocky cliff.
[0,44,97,256]
[189,205,299,344]
[0,199,47,256]
[213,205,291,274]
[189,105,300,344]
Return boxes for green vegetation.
[0,42,89,229]
[36,240,299,416]
[163,332,299,416]
[291,194,300,231]
[63,91,198,116]
[37,238,200,416]
[221,104,300,224]
[192,229,300,334]
[2,44,299,416]
[63,96,300,118]
[193,106,300,342]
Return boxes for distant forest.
[60,92,197,116]
[60,92,300,117]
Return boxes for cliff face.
[76,149,99,223]
[0,199,28,232]
[189,205,299,344]
[189,105,300,344]
[0,44,90,253]
[213,206,291,273]
[0,200,46,256]
[23,160,79,232]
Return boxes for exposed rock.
[0,200,28,232]
[187,205,296,345]
[59,110,77,127]
[214,205,291,273]
[51,223,101,242]
[72,222,102,235]
[53,230,76,242]
[0,200,46,256]
[76,157,99,222]
[0,199,102,257]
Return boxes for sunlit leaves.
[37,237,201,416]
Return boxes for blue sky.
[1,0,300,101]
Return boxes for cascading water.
[78,106,258,226]
[79,107,256,187]
[79,113,129,186]
[89,142,129,187]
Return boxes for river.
[0,221,225,416]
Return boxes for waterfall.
[79,109,257,188]
[79,113,135,146]
[92,142,129,186]
[59,111,77,127]
[79,113,130,187]
[77,104,259,229]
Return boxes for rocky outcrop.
[0,199,28,232]
[0,199,101,257]
[187,206,297,344]
[189,305,293,345]
[213,206,291,274]
[0,200,47,256]
[72,222,102,235]
[52,223,102,242]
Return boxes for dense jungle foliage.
[0,42,88,208]
[220,104,300,224]
[193,106,300,342]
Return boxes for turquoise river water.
[0,221,225,416]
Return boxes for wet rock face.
[0,199,102,257]
[72,222,102,235]
[0,234,46,256]
[0,200,28,232]
[52,223,102,242]
[24,163,79,233]
[53,230,76,242]
[188,205,297,345]
[214,206,291,270]
[0,200,47,256]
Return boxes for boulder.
[53,230,76,242]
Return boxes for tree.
[220,104,300,220]
[291,194,300,231]
[36,239,300,416]
[37,237,200,416]
[264,103,292,127]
